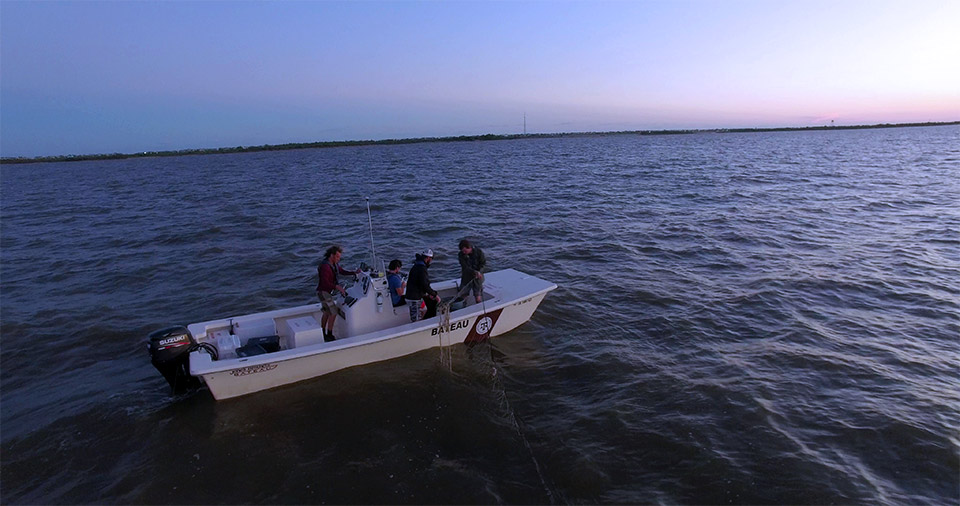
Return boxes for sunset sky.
[2,0,958,157]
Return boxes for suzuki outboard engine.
[148,326,200,393]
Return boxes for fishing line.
[437,300,452,371]
[477,279,556,503]
[364,197,378,269]
[482,338,557,505]
[444,272,556,501]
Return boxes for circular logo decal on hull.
[475,316,493,336]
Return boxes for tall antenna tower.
[523,112,526,135]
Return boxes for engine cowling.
[147,326,200,393]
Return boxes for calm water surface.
[2,126,958,504]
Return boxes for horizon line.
[2,120,958,165]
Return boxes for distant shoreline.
[2,121,957,165]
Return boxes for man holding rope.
[458,239,486,304]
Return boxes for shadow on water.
[3,346,554,505]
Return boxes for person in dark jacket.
[316,245,356,341]
[405,249,439,321]
[458,239,487,303]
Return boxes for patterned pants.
[408,299,422,322]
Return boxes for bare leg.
[321,311,337,341]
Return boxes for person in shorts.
[316,245,356,341]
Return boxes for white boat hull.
[186,269,555,400]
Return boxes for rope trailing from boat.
[488,358,557,504]
[437,295,453,370]
[464,278,555,502]
[442,274,555,500]
[436,277,487,369]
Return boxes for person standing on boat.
[386,259,406,307]
[317,245,355,342]
[405,249,439,321]
[458,239,487,304]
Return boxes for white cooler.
[278,315,325,349]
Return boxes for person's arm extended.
[421,270,439,299]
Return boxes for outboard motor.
[148,326,200,393]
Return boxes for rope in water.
[437,296,452,369]
[435,277,487,368]
[436,275,555,501]
[487,357,557,504]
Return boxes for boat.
[148,267,557,400]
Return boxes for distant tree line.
[2,121,957,165]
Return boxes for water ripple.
[2,126,959,504]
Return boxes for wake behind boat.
[148,267,556,400]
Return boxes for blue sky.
[2,0,958,157]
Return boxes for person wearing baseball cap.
[405,248,439,321]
